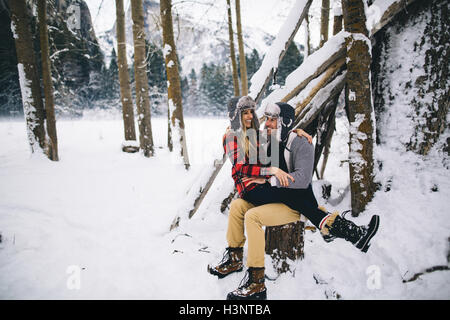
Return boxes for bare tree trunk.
[37,0,58,161]
[318,5,344,178]
[115,0,138,152]
[226,0,240,96]
[160,0,190,169]
[320,0,330,47]
[305,13,311,56]
[333,6,343,36]
[341,0,376,216]
[130,0,154,157]
[167,107,173,151]
[235,0,248,95]
[10,0,48,156]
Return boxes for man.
[209,100,380,300]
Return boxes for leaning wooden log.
[258,0,418,114]
[249,0,313,104]
[265,220,305,274]
[282,52,345,105]
[295,72,346,129]
[257,31,347,114]
[319,97,339,179]
[291,57,345,117]
[368,0,416,37]
[314,103,338,177]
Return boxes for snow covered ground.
[0,112,449,299]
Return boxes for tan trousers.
[226,198,300,268]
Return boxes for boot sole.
[208,266,243,279]
[357,215,380,253]
[226,288,267,300]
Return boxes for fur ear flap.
[320,212,340,236]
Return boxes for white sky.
[85,0,338,49]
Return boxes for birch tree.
[10,0,48,156]
[341,0,376,216]
[226,0,240,96]
[160,0,190,169]
[234,0,248,95]
[130,0,154,157]
[115,0,138,153]
[37,0,58,161]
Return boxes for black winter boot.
[208,247,243,278]
[321,212,380,253]
[226,267,267,300]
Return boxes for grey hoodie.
[269,131,314,189]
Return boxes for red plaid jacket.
[223,132,271,197]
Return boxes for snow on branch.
[248,0,312,103]
[294,72,346,129]
[256,0,416,117]
[256,31,347,118]
[367,0,417,36]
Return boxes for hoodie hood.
[264,102,295,143]
[277,102,295,143]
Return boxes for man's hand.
[270,167,295,187]
[242,177,266,185]
[294,129,312,144]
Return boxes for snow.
[10,20,18,39]
[1,0,449,301]
[0,108,449,299]
[256,30,347,118]
[248,0,310,100]
[367,0,401,35]
[294,72,346,128]
[163,44,172,59]
[16,63,40,154]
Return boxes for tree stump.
[265,219,305,274]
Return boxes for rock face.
[371,0,449,155]
[0,0,105,117]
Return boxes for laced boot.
[321,212,380,253]
[208,247,243,279]
[226,267,267,300]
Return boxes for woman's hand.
[242,177,267,185]
[270,167,295,187]
[294,129,312,144]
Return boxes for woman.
[223,96,379,249]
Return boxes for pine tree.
[106,48,120,99]
[276,42,304,86]
[146,41,167,91]
[186,68,199,113]
[246,49,262,82]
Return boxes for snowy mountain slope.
[96,0,274,75]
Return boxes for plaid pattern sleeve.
[223,133,272,196]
